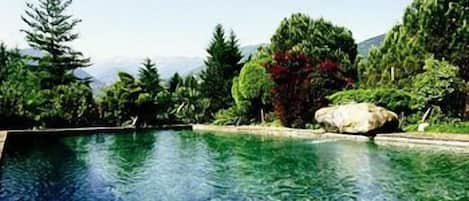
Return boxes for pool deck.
[193,125,469,149]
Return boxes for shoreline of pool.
[192,125,469,150]
[1,124,469,160]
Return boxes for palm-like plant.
[172,76,210,123]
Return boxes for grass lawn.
[406,122,469,134]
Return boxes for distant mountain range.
[87,56,204,85]
[357,34,385,56]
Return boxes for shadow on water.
[0,134,121,201]
[0,130,468,201]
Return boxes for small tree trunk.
[421,106,433,123]
[260,108,265,123]
[391,67,395,82]
[131,116,139,128]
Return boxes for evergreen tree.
[200,24,243,118]
[360,0,469,86]
[21,0,90,88]
[138,58,162,96]
[168,72,183,93]
[225,31,243,75]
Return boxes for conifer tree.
[138,58,162,96]
[21,0,90,88]
[200,24,243,118]
[360,0,469,86]
[168,72,183,93]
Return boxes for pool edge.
[193,125,469,149]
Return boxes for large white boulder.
[315,103,399,134]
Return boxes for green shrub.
[213,106,250,126]
[328,88,421,114]
[41,82,97,128]
[412,58,466,117]
[231,50,273,123]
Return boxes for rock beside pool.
[314,103,399,134]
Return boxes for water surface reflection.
[1,130,468,201]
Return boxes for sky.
[0,0,412,61]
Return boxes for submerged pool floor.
[0,130,468,201]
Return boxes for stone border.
[6,125,191,136]
[193,125,469,149]
[193,124,370,141]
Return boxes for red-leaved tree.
[266,52,351,128]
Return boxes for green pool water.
[0,130,468,201]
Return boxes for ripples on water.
[0,130,468,201]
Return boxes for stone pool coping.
[192,125,469,149]
[6,124,191,136]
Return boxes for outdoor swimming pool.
[0,130,468,200]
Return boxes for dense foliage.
[0,46,43,128]
[328,88,420,115]
[270,13,358,78]
[41,83,97,128]
[412,58,466,116]
[172,76,210,124]
[358,0,468,121]
[360,0,468,87]
[98,59,171,127]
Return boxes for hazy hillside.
[20,49,105,93]
[357,34,385,56]
[86,56,204,84]
[72,68,106,93]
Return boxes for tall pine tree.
[21,0,90,88]
[138,58,162,96]
[200,24,243,118]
